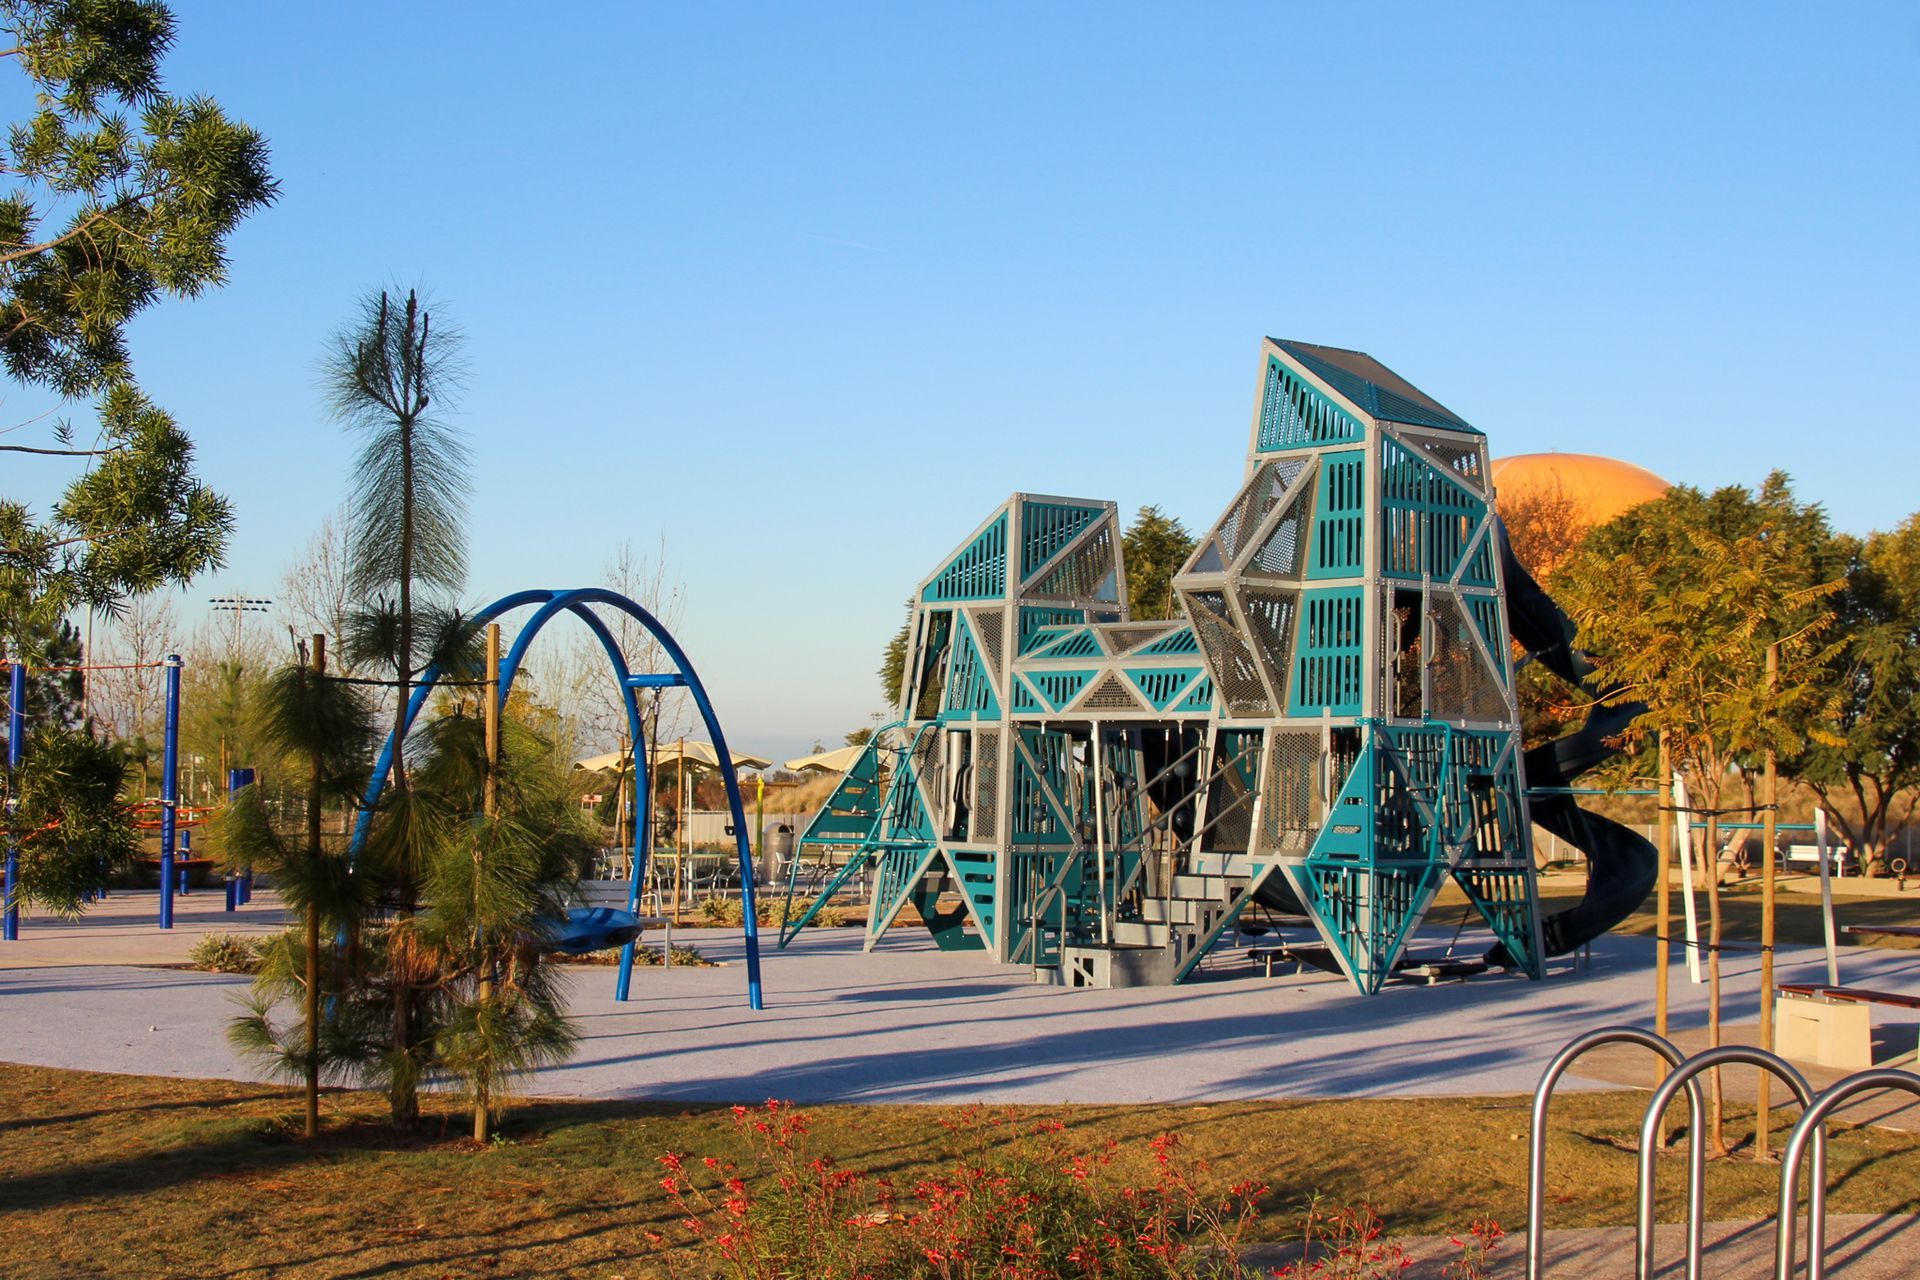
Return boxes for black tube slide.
[1488,517,1657,963]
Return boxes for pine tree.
[322,285,472,1122]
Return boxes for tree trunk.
[388,401,419,1125]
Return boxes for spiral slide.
[1490,518,1657,963]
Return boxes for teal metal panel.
[1139,627,1201,655]
[1380,437,1494,584]
[1028,669,1095,712]
[924,513,1009,602]
[1289,587,1365,716]
[1172,675,1215,714]
[1010,674,1044,713]
[1256,354,1365,450]
[1306,449,1366,579]
[948,848,1000,949]
[1017,607,1086,653]
[1124,667,1203,711]
[940,615,1000,721]
[1029,628,1101,659]
[1019,502,1104,577]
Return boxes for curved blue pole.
[345,587,762,1010]
[159,654,181,930]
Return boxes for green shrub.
[554,943,715,967]
[188,933,267,974]
[696,895,849,929]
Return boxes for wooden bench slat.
[1779,982,1920,1009]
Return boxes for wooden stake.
[304,634,325,1140]
[1655,733,1673,1060]
[474,622,500,1143]
[1758,642,1779,1160]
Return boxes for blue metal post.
[159,654,181,930]
[179,830,192,895]
[5,659,24,940]
[228,769,255,903]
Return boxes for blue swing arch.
[347,587,764,1010]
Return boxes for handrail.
[1030,881,1070,981]
[1635,1045,1822,1280]
[1527,1027,1703,1280]
[1774,1067,1920,1280]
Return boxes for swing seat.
[546,906,645,955]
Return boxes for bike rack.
[1635,1045,1823,1280]
[1773,1067,1920,1280]
[1527,1027,1703,1280]
[1527,1030,1920,1280]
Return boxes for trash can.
[763,823,795,885]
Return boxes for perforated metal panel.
[1078,672,1143,711]
[1033,524,1117,601]
[1410,436,1485,490]
[1260,730,1320,856]
[1426,592,1509,723]
[1240,587,1299,702]
[1216,458,1309,563]
[1020,502,1102,577]
[1247,479,1312,578]
[1181,589,1270,717]
[972,607,1005,677]
[974,729,1001,833]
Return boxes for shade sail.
[572,741,771,773]
[782,744,867,774]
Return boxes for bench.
[1777,982,1920,1070]
[1845,924,1920,941]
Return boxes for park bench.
[1845,924,1920,941]
[1777,981,1920,1071]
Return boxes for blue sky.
[23,2,1920,763]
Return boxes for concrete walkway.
[1245,1214,1920,1278]
[5,890,1920,1106]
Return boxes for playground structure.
[2,653,219,938]
[346,586,765,1010]
[782,338,1657,993]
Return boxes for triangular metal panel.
[1124,667,1203,711]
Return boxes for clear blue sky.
[38,2,1920,763]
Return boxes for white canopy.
[572,741,771,773]
[782,744,867,775]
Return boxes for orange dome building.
[1491,452,1670,524]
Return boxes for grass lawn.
[3,1061,1917,1279]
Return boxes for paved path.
[1245,1214,1920,1278]
[5,893,1920,1106]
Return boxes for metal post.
[1675,770,1702,984]
[1527,1027,1702,1280]
[1775,1068,1920,1280]
[1759,647,1780,1157]
[1654,735,1672,1044]
[1815,809,1838,986]
[1635,1045,1821,1280]
[5,658,24,940]
[159,654,182,930]
[1092,724,1109,946]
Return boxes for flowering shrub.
[651,1102,1280,1279]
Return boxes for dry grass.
[2,1061,1918,1279]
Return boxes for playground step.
[1111,920,1173,947]
[1169,872,1241,901]
[1187,850,1252,878]
[1139,897,1201,926]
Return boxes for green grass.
[2,1061,1917,1278]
